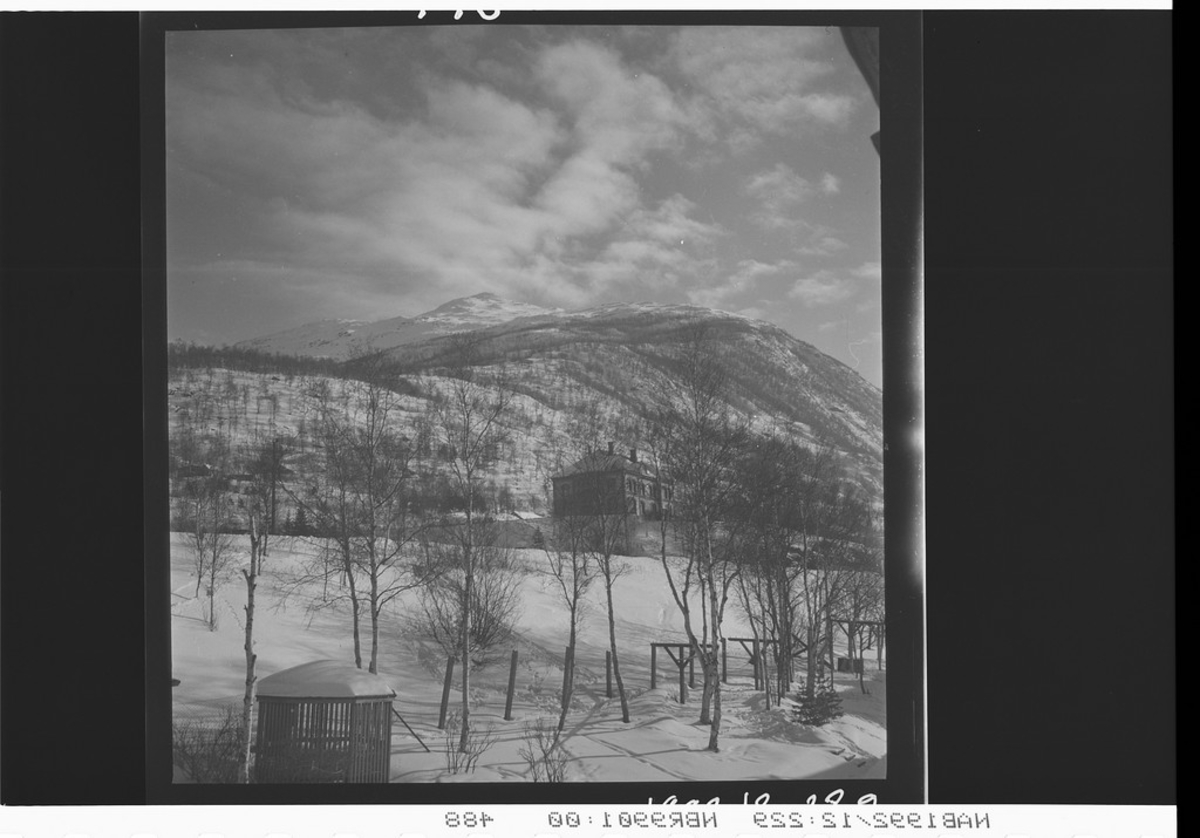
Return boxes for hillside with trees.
[168,296,885,782]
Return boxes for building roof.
[256,660,397,699]
[554,451,657,480]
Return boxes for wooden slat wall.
[254,696,391,783]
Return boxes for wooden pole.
[678,651,687,704]
[828,618,836,681]
[392,706,431,753]
[763,649,772,709]
[605,650,613,698]
[651,645,657,689]
[437,656,455,730]
[752,636,761,690]
[504,650,519,721]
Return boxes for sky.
[166,23,883,387]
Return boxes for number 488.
[444,812,494,828]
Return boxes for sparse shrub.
[442,710,497,775]
[519,716,568,782]
[525,664,545,697]
[172,706,245,783]
[417,563,524,667]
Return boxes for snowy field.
[171,534,886,783]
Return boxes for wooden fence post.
[438,656,455,730]
[763,650,771,710]
[504,650,519,721]
[678,652,687,704]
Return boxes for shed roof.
[257,660,397,699]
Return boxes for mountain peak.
[418,293,559,323]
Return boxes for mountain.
[233,294,883,489]
[238,292,560,358]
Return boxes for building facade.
[551,443,670,520]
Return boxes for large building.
[551,443,670,520]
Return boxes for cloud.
[536,39,685,163]
[572,194,725,298]
[167,24,881,372]
[793,221,849,256]
[851,260,882,280]
[669,27,856,146]
[788,270,854,307]
[688,258,793,310]
[168,34,709,316]
[745,164,815,229]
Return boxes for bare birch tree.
[182,432,235,631]
[282,353,434,673]
[422,334,514,751]
[542,513,598,732]
[553,401,635,723]
[236,438,274,783]
[647,326,749,751]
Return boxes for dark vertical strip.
[924,12,1173,804]
[438,656,455,729]
[1,13,144,805]
[505,649,519,720]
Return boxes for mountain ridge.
[229,294,882,493]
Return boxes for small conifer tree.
[792,673,844,726]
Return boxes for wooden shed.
[254,660,395,784]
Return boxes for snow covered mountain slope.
[234,294,882,477]
[239,293,561,358]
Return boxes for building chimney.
[608,441,615,455]
[629,447,638,463]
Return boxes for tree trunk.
[459,531,473,752]
[698,563,713,725]
[805,624,819,700]
[604,576,630,723]
[369,553,380,674]
[345,546,362,669]
[707,583,723,751]
[239,518,260,784]
[207,555,218,631]
[557,617,578,733]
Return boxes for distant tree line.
[168,341,348,379]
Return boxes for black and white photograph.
[0,6,1172,818]
[157,16,914,789]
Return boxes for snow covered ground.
[171,534,887,783]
